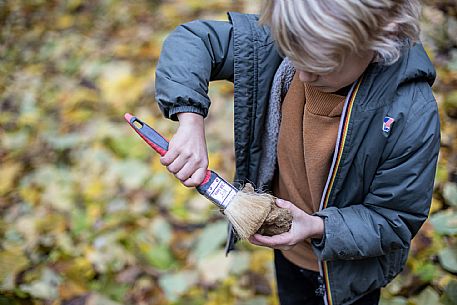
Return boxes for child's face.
[296,50,374,93]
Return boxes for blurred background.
[0,1,456,305]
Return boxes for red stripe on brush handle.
[200,170,212,185]
[124,113,169,156]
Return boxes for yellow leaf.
[64,87,99,107]
[61,257,95,282]
[57,15,74,29]
[37,214,67,234]
[87,204,102,222]
[59,280,87,300]
[250,248,274,274]
[430,197,443,214]
[150,157,165,173]
[205,277,236,305]
[113,44,131,58]
[0,247,29,290]
[0,162,22,195]
[174,183,193,204]
[99,62,148,107]
[19,184,41,206]
[209,152,223,169]
[83,178,105,201]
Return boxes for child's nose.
[297,70,318,83]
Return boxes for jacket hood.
[356,43,436,110]
[395,43,436,87]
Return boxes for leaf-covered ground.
[0,1,456,305]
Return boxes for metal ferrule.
[196,171,238,210]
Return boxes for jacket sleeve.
[155,20,234,121]
[312,94,440,261]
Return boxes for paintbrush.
[124,113,278,239]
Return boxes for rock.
[240,183,292,236]
[256,203,292,236]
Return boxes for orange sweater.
[273,74,345,271]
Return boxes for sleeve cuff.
[311,214,327,259]
[312,234,325,249]
[168,106,207,121]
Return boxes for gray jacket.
[155,12,440,305]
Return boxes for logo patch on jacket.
[383,116,395,135]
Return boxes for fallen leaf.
[158,270,199,302]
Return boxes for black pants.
[274,250,380,305]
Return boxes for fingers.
[160,149,178,167]
[248,233,294,250]
[162,154,187,174]
[159,114,208,188]
[173,162,195,181]
[248,198,314,250]
[182,167,207,187]
[160,151,208,187]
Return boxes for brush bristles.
[224,189,273,239]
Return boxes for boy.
[154,1,440,304]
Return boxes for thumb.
[276,198,303,217]
[276,198,293,209]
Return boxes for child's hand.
[248,199,324,250]
[160,112,208,187]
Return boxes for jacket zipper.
[317,78,363,305]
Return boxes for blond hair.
[260,0,421,74]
